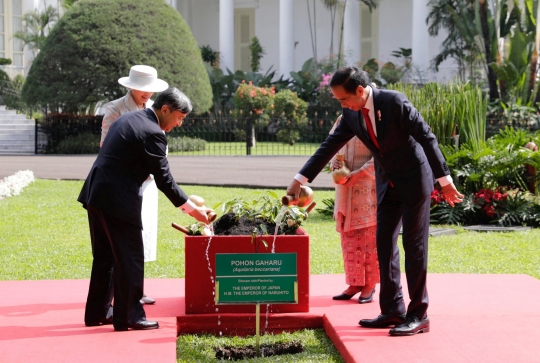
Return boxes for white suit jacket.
[100,90,154,145]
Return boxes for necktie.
[362,107,393,187]
[361,108,378,148]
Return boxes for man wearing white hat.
[99,65,168,311]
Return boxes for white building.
[1,0,60,79]
[4,0,457,83]
[174,0,457,83]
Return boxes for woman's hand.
[343,168,370,186]
[330,158,342,171]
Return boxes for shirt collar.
[364,85,374,111]
[148,107,159,126]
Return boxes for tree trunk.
[529,46,537,101]
[479,0,500,100]
[337,0,347,68]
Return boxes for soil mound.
[213,212,281,236]
[214,341,304,360]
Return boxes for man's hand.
[188,206,211,224]
[440,183,464,207]
[286,179,302,203]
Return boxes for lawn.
[1,179,539,280]
[168,141,323,156]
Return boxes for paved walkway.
[0,155,334,189]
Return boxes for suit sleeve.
[394,93,450,179]
[142,132,189,207]
[298,114,355,182]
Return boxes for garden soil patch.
[214,341,304,360]
[213,212,281,236]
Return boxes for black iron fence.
[36,109,341,155]
[37,114,103,154]
[35,111,540,155]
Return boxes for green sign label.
[215,253,298,304]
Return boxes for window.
[360,3,378,63]
[12,0,22,67]
[0,0,5,59]
[234,8,254,72]
[0,0,24,67]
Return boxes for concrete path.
[0,155,334,189]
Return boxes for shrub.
[56,133,100,154]
[273,89,308,145]
[200,45,219,68]
[380,62,403,84]
[232,81,275,130]
[22,0,212,113]
[3,75,30,114]
[430,186,540,227]
[386,82,487,149]
[167,136,207,152]
[249,36,265,72]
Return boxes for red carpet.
[2,274,540,363]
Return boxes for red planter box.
[184,234,310,314]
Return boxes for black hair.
[329,66,372,94]
[153,87,192,114]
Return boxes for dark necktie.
[361,108,378,148]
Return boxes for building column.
[412,0,430,81]
[219,0,235,72]
[279,0,294,78]
[343,0,360,66]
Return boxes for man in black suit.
[287,67,463,336]
[78,87,212,331]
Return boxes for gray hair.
[153,87,192,114]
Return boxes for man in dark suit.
[78,87,212,331]
[287,67,463,336]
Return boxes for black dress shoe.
[114,319,159,331]
[389,316,430,336]
[358,288,376,304]
[85,316,113,327]
[333,287,362,300]
[333,292,356,300]
[359,313,406,328]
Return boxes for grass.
[167,141,323,156]
[176,329,343,363]
[1,179,539,280]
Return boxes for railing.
[36,110,540,155]
[36,110,340,155]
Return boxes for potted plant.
[178,192,314,314]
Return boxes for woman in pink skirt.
[330,115,380,303]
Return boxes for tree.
[61,0,79,9]
[13,5,59,56]
[426,0,520,101]
[427,0,481,82]
[22,0,212,113]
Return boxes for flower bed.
[0,170,34,200]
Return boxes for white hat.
[118,65,169,92]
